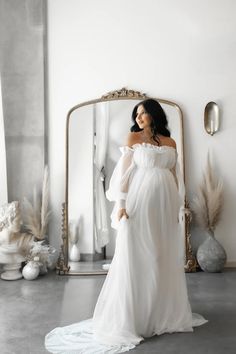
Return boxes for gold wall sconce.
[204,101,220,136]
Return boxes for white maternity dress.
[45,142,208,353]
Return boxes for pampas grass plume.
[22,165,51,241]
[191,151,223,233]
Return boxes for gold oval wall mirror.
[56,88,196,275]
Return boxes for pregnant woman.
[45,98,208,353]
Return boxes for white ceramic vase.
[69,243,80,262]
[22,261,40,280]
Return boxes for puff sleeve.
[171,152,186,223]
[105,146,135,229]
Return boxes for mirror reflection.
[67,99,185,274]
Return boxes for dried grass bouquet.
[191,152,224,235]
[22,165,51,241]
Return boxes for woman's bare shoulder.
[160,136,176,149]
[124,132,140,147]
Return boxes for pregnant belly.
[126,168,178,216]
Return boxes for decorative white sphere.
[22,261,40,280]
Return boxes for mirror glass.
[68,99,184,273]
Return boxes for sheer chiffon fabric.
[45,143,208,354]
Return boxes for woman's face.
[135,105,152,129]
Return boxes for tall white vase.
[69,243,80,262]
[69,220,80,262]
[0,76,8,204]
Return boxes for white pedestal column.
[0,244,25,281]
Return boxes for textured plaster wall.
[0,0,46,202]
[47,0,236,265]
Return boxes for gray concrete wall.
[0,0,46,202]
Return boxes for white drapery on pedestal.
[0,76,8,204]
[94,102,110,252]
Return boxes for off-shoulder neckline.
[130,142,176,151]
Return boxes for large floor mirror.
[56,88,197,275]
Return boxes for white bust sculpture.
[0,201,25,280]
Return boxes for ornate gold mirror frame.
[56,88,197,275]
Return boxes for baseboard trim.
[225,261,236,268]
[79,252,104,261]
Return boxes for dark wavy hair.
[130,98,170,145]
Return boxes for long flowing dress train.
[45,143,208,353]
